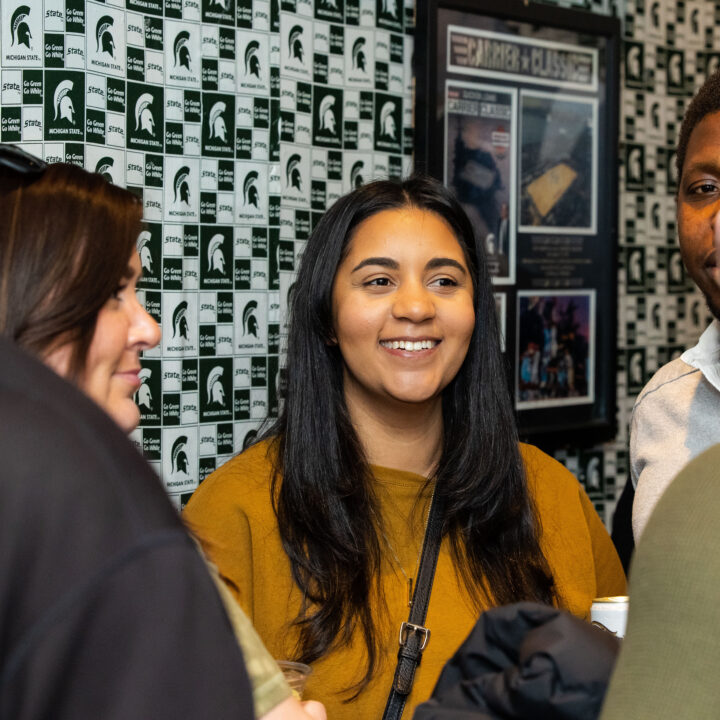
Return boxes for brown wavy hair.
[0,162,142,379]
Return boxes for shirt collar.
[681,319,720,392]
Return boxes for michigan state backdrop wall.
[0,0,413,510]
[1,0,715,527]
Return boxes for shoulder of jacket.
[634,358,699,410]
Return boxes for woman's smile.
[379,338,440,353]
[114,367,142,390]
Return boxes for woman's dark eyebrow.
[351,257,399,272]
[425,257,467,274]
[350,256,467,274]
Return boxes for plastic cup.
[276,660,312,699]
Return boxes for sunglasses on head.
[0,144,47,176]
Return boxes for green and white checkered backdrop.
[1,0,715,524]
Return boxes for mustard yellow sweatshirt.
[184,440,625,720]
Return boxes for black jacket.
[414,602,620,720]
[0,337,254,720]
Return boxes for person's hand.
[300,700,327,720]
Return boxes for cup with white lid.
[591,596,629,638]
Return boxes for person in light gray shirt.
[631,69,720,540]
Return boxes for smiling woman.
[184,175,625,720]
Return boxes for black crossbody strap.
[382,491,445,720]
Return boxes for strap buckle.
[398,621,430,651]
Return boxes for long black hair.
[264,175,555,694]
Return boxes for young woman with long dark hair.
[185,175,625,719]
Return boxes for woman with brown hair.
[0,147,158,431]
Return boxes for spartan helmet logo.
[352,37,366,72]
[628,147,642,182]
[172,301,190,340]
[95,156,114,183]
[289,25,304,63]
[135,368,153,410]
[96,15,115,57]
[651,102,660,128]
[380,102,397,140]
[245,40,261,78]
[628,250,642,283]
[626,45,641,80]
[173,166,191,205]
[174,31,191,70]
[286,154,302,191]
[171,435,190,474]
[651,302,661,329]
[351,160,365,189]
[137,231,153,273]
[10,5,31,48]
[208,234,226,274]
[670,252,683,283]
[135,93,155,136]
[629,352,643,385]
[206,366,226,406]
[209,102,227,142]
[211,0,227,8]
[692,300,700,326]
[651,202,660,229]
[243,171,259,207]
[53,80,75,125]
[243,300,259,338]
[319,95,337,135]
[669,53,682,86]
[585,457,600,489]
[381,0,397,17]
[242,429,258,451]
[651,1,659,26]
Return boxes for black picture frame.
[415,0,621,448]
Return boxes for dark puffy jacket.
[413,602,619,720]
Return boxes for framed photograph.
[446,82,517,283]
[519,90,598,235]
[515,290,595,410]
[416,0,620,446]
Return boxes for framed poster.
[416,0,620,446]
